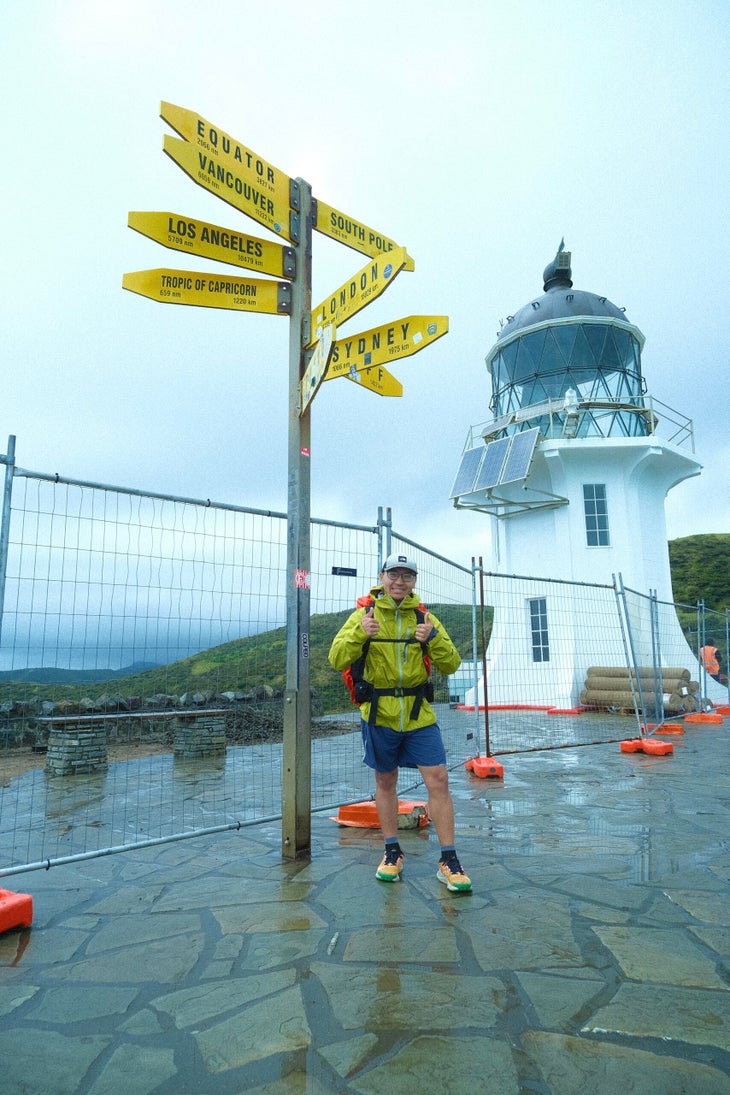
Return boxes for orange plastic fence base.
[457,704,586,715]
[330,800,429,829]
[716,705,730,716]
[620,738,674,756]
[684,713,723,725]
[642,723,684,735]
[465,755,504,779]
[0,889,33,933]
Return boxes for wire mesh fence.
[462,569,641,752]
[617,583,729,722]
[0,465,479,872]
[0,452,724,875]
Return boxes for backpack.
[342,594,434,725]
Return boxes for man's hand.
[360,606,380,637]
[415,611,434,643]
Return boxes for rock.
[146,694,176,709]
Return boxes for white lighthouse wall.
[466,436,706,709]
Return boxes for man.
[329,553,471,892]
[700,644,721,683]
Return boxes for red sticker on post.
[294,568,311,589]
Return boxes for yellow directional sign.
[122,268,291,315]
[310,247,409,341]
[300,324,335,415]
[163,135,296,242]
[345,364,403,397]
[128,212,296,279]
[160,101,294,218]
[314,198,414,271]
[326,315,448,380]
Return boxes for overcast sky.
[2,0,728,571]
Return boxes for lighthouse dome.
[500,243,628,339]
[486,244,647,438]
[500,285,628,339]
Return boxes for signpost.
[313,197,414,270]
[160,101,295,225]
[283,180,313,861]
[123,102,448,861]
[122,267,292,314]
[300,324,335,415]
[310,247,408,338]
[343,364,403,397]
[325,315,449,379]
[163,135,299,243]
[128,211,296,279]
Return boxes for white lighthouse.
[451,244,721,709]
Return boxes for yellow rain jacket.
[328,586,461,732]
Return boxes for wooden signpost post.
[123,102,449,859]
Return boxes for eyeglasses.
[384,570,416,582]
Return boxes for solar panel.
[499,427,539,485]
[449,447,484,498]
[474,436,510,490]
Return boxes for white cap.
[381,553,418,575]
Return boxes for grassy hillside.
[0,603,480,716]
[2,534,725,714]
[668,534,730,611]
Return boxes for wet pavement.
[0,719,728,1094]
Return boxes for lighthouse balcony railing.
[472,394,694,451]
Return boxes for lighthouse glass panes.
[489,320,646,438]
[583,484,610,546]
[528,597,549,662]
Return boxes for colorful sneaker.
[376,845,404,882]
[437,857,472,892]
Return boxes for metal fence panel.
[464,570,637,751]
[1,451,724,875]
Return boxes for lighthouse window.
[529,597,550,662]
[583,483,610,546]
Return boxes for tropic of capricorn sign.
[122,102,449,859]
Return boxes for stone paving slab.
[0,724,728,1092]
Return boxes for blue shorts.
[361,719,447,772]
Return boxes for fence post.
[613,572,647,735]
[0,434,16,647]
[697,599,707,702]
[380,506,392,564]
[471,558,481,736]
[649,589,665,724]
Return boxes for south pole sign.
[122,102,448,861]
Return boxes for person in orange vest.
[700,644,721,682]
